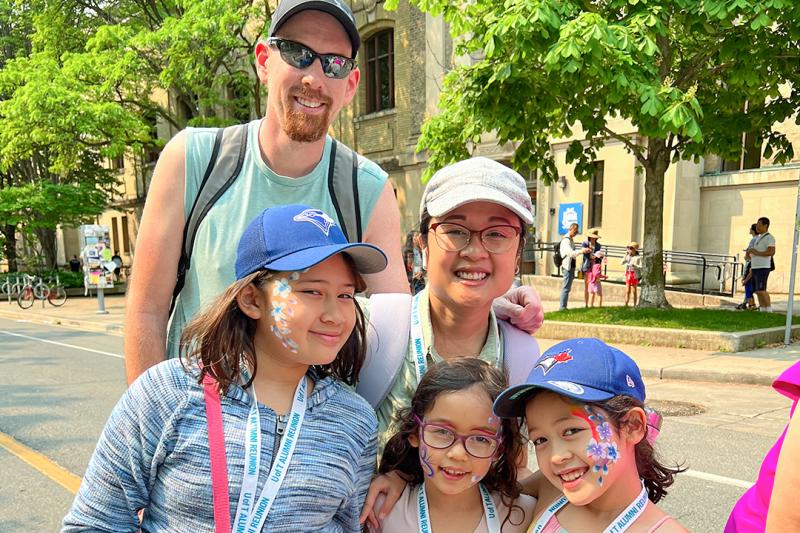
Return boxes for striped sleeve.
[62,362,188,532]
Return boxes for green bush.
[0,269,86,289]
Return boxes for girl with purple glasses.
[372,358,537,532]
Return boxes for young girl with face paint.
[493,338,687,533]
[62,204,387,533]
[373,358,537,533]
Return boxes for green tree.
[47,0,271,131]
[390,0,799,307]
[0,2,146,269]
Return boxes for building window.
[110,154,124,170]
[111,217,120,254]
[121,215,131,253]
[589,162,604,229]
[365,30,394,114]
[723,132,762,171]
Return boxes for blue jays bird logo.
[535,349,573,375]
[293,209,337,236]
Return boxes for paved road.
[0,317,790,532]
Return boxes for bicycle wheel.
[33,282,49,300]
[48,286,67,307]
[17,288,34,309]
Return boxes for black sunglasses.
[267,37,356,79]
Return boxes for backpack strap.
[498,320,541,386]
[356,293,412,408]
[328,139,362,243]
[171,124,249,314]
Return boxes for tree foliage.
[389,0,799,307]
[0,0,271,269]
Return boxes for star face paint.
[269,272,300,353]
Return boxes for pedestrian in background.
[581,228,602,307]
[748,216,775,312]
[558,223,591,311]
[587,249,606,307]
[622,241,642,307]
[737,224,758,310]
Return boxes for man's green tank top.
[166,119,387,357]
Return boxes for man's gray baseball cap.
[420,157,534,225]
[269,0,360,56]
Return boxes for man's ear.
[254,40,270,85]
[236,283,266,320]
[341,66,360,106]
[621,407,647,444]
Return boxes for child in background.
[587,250,606,308]
[62,205,387,533]
[374,358,537,532]
[622,242,642,307]
[493,338,687,533]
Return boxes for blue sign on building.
[557,203,583,235]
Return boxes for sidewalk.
[0,292,796,387]
[0,292,125,335]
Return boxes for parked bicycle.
[17,273,67,309]
[1,274,23,297]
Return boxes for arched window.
[365,29,394,113]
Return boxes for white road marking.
[0,330,122,359]
[683,469,754,489]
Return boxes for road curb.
[539,320,800,352]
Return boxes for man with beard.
[124,0,543,384]
[123,0,409,383]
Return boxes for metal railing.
[531,240,742,297]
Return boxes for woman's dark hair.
[179,254,367,391]
[379,358,526,530]
[750,223,758,234]
[587,395,686,503]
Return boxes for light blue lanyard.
[417,483,499,533]
[410,292,502,383]
[531,482,648,533]
[231,376,307,533]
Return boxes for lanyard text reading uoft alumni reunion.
[410,292,502,383]
[231,375,307,533]
[531,482,649,533]
[417,483,500,533]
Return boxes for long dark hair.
[179,255,367,392]
[588,395,685,503]
[379,358,526,530]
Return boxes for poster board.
[79,225,115,289]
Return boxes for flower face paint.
[526,391,626,507]
[269,272,300,353]
[578,405,620,486]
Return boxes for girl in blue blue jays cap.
[62,204,387,533]
[373,358,537,533]
[492,338,687,533]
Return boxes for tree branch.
[601,126,646,164]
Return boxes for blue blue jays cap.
[493,338,646,418]
[235,204,387,279]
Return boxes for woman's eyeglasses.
[429,222,521,254]
[267,38,356,79]
[414,415,501,459]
